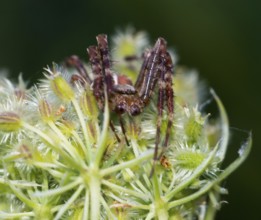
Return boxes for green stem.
[89,173,101,220]
[205,201,218,220]
[214,132,252,183]
[152,174,161,202]
[71,129,89,161]
[131,139,151,174]
[0,211,34,218]
[131,138,141,157]
[100,150,153,177]
[106,191,150,210]
[168,180,213,209]
[100,196,117,220]
[94,98,110,167]
[48,121,81,161]
[9,184,37,209]
[145,212,155,220]
[54,185,84,220]
[210,89,229,161]
[23,122,55,146]
[3,152,23,162]
[33,177,82,197]
[102,179,149,200]
[153,174,169,220]
[123,166,151,196]
[83,189,89,220]
[72,99,91,162]
[23,122,84,171]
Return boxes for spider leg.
[137,38,166,105]
[150,66,165,177]
[134,38,166,176]
[136,38,174,176]
[163,52,174,148]
[134,50,151,90]
[87,46,104,109]
[118,115,130,146]
[149,60,166,177]
[154,63,166,161]
[88,45,122,143]
[66,55,92,84]
[96,34,115,95]
[109,120,121,143]
[96,35,131,146]
[156,51,174,161]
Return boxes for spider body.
[112,91,144,116]
[66,34,174,166]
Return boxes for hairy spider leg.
[134,50,151,90]
[154,58,166,161]
[96,34,115,95]
[149,56,166,177]
[88,45,121,143]
[163,52,174,148]
[109,121,121,143]
[134,38,164,176]
[87,46,105,109]
[95,34,131,146]
[155,51,175,164]
[66,45,122,144]
[66,55,92,84]
[118,114,130,146]
[135,38,174,176]
[138,38,165,104]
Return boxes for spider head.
[129,104,141,116]
[114,95,143,116]
[114,102,127,115]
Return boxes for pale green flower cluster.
[0,29,251,220]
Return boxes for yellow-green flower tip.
[50,76,74,102]
[79,90,98,119]
[38,99,53,122]
[185,119,203,144]
[86,120,98,144]
[118,40,137,57]
[175,150,206,170]
[58,119,76,137]
[0,112,22,132]
[184,109,206,145]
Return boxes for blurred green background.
[0,0,260,219]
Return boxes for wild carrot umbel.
[0,29,251,220]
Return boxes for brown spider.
[66,34,174,169]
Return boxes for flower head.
[0,29,251,220]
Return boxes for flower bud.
[50,76,75,102]
[58,119,75,137]
[0,112,22,132]
[185,118,203,145]
[86,120,98,144]
[38,99,53,122]
[79,90,98,119]
[184,108,206,145]
[175,150,206,170]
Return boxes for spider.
[66,34,174,169]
